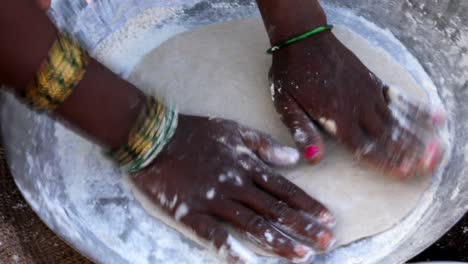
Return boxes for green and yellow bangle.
[25,33,90,112]
[110,96,178,173]
[25,33,176,173]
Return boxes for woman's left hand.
[269,31,444,179]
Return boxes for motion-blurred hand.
[270,30,444,178]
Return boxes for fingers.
[363,99,424,153]
[346,126,405,176]
[251,170,336,228]
[351,119,419,178]
[356,84,445,178]
[359,108,387,140]
[273,88,325,164]
[236,187,335,252]
[384,85,446,128]
[239,127,300,167]
[418,137,443,175]
[360,110,421,159]
[359,139,419,178]
[386,108,443,176]
[356,118,441,178]
[182,214,255,264]
[211,200,315,263]
[384,86,445,173]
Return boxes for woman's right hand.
[132,115,336,263]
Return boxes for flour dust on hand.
[131,115,336,263]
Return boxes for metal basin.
[1,0,467,263]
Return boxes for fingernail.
[432,112,446,126]
[304,145,320,160]
[319,211,337,228]
[292,245,315,263]
[275,146,300,165]
[316,230,336,251]
[422,139,440,171]
[399,158,414,177]
[294,245,313,258]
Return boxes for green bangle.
[266,24,334,54]
[109,96,179,174]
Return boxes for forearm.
[56,59,145,149]
[0,1,144,149]
[256,0,328,44]
[0,1,57,91]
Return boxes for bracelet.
[110,96,178,173]
[25,33,90,112]
[266,24,334,54]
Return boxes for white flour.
[48,4,453,264]
[92,7,182,78]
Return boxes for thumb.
[273,88,325,164]
[239,127,300,167]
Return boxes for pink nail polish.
[429,143,442,169]
[319,211,337,228]
[316,230,336,251]
[304,145,320,160]
[432,112,446,126]
[422,139,440,171]
[399,159,414,177]
[294,245,312,257]
[293,245,315,263]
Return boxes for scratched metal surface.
[1,0,467,263]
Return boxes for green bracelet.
[267,24,334,54]
[110,96,178,173]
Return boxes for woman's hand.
[133,115,336,263]
[269,31,444,178]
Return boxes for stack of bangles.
[24,33,178,173]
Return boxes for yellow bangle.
[110,96,178,173]
[25,33,90,112]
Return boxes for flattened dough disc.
[128,18,429,248]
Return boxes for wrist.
[110,96,179,173]
[272,29,334,59]
[270,12,328,45]
[56,59,146,149]
[257,0,327,45]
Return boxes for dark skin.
[1,0,144,149]
[135,116,335,262]
[257,0,444,178]
[1,1,334,262]
[0,0,444,263]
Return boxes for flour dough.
[128,18,430,251]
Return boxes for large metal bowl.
[1,1,467,263]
